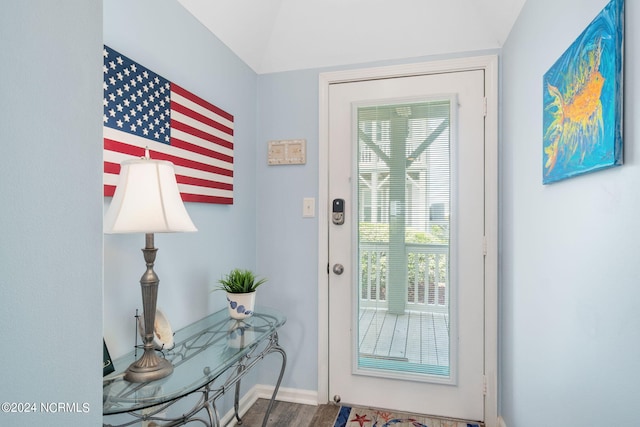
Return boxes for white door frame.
[317,55,499,427]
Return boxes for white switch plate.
[303,197,315,218]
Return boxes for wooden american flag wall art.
[103,45,234,204]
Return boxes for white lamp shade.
[104,158,197,234]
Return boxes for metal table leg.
[261,339,287,427]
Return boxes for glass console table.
[103,307,286,427]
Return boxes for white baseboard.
[498,416,508,427]
[222,385,318,426]
[255,385,319,406]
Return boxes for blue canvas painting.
[542,0,624,184]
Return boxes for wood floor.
[359,308,450,367]
[237,399,339,427]
[236,399,482,427]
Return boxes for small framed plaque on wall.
[268,139,307,165]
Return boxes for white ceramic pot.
[226,292,256,319]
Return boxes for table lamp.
[104,150,197,382]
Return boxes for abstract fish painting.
[542,0,624,184]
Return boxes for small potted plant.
[217,268,267,319]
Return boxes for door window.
[357,99,452,379]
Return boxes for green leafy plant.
[216,268,267,294]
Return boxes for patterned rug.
[333,405,483,427]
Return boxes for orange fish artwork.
[542,0,623,184]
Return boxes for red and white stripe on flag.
[103,45,234,204]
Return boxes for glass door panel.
[356,99,452,380]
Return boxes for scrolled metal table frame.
[103,309,286,427]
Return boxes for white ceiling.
[177,0,526,74]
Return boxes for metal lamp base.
[124,349,173,383]
[124,233,174,383]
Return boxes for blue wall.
[7,0,638,425]
[0,1,103,425]
[501,0,640,425]
[102,0,260,417]
[255,69,322,391]
[103,0,258,359]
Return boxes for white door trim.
[317,55,499,427]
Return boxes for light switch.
[303,197,315,218]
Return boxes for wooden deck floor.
[358,308,450,368]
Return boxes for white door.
[328,69,486,421]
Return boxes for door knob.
[333,264,344,275]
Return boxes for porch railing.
[359,242,449,313]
